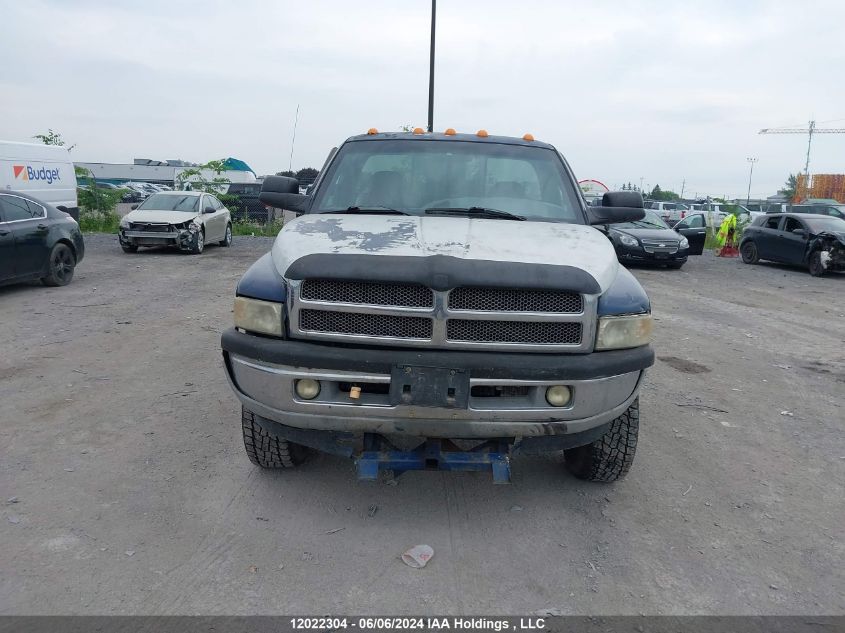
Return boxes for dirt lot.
[1,233,843,615]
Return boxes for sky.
[2,0,844,199]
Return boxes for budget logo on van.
[13,164,61,184]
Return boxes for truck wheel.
[564,398,639,482]
[808,251,826,277]
[241,407,309,468]
[741,241,759,264]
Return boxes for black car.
[740,213,845,277]
[0,190,85,287]
[606,209,690,268]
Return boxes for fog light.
[295,379,321,400]
[545,385,572,407]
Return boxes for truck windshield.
[311,139,585,223]
[138,194,200,212]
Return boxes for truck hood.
[272,214,620,294]
[122,209,198,225]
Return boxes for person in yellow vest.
[716,214,739,257]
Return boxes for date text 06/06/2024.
[289,617,547,631]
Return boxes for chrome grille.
[129,222,172,232]
[301,279,432,307]
[447,319,582,345]
[449,287,583,313]
[640,239,679,254]
[300,309,432,339]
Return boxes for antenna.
[289,104,300,172]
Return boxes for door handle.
[37,224,49,230]
[0,229,9,236]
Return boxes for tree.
[275,170,296,178]
[175,159,231,194]
[33,129,76,151]
[75,166,125,215]
[295,167,319,183]
[648,184,680,201]
[780,173,798,201]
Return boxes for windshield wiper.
[424,206,526,221]
[322,206,411,215]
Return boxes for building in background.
[74,157,257,187]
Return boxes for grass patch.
[76,212,283,238]
[79,209,120,233]
[232,220,283,237]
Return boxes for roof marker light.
[413,127,425,135]
[523,133,535,141]
[476,129,489,138]
[444,128,457,135]
[367,128,378,135]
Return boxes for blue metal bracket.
[357,435,511,483]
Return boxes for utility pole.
[746,157,758,205]
[680,179,685,199]
[639,176,644,193]
[427,0,436,133]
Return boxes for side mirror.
[260,176,310,212]
[587,191,645,225]
[204,206,215,214]
[603,191,644,209]
[130,204,139,210]
[262,175,300,194]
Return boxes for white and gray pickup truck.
[221,130,654,483]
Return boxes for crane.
[759,120,845,177]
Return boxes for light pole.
[746,157,758,205]
[427,0,436,132]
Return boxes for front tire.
[190,229,205,254]
[242,407,310,468]
[808,251,826,277]
[41,243,76,286]
[121,244,138,253]
[564,399,639,482]
[219,223,232,247]
[741,241,759,264]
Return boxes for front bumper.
[221,328,653,439]
[615,244,688,264]
[119,228,195,249]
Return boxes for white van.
[0,141,78,218]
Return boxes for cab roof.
[345,131,557,150]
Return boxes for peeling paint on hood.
[272,214,620,293]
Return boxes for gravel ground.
[1,233,843,615]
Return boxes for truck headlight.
[595,314,653,350]
[234,297,283,337]
[679,237,689,249]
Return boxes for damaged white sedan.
[118,191,232,254]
